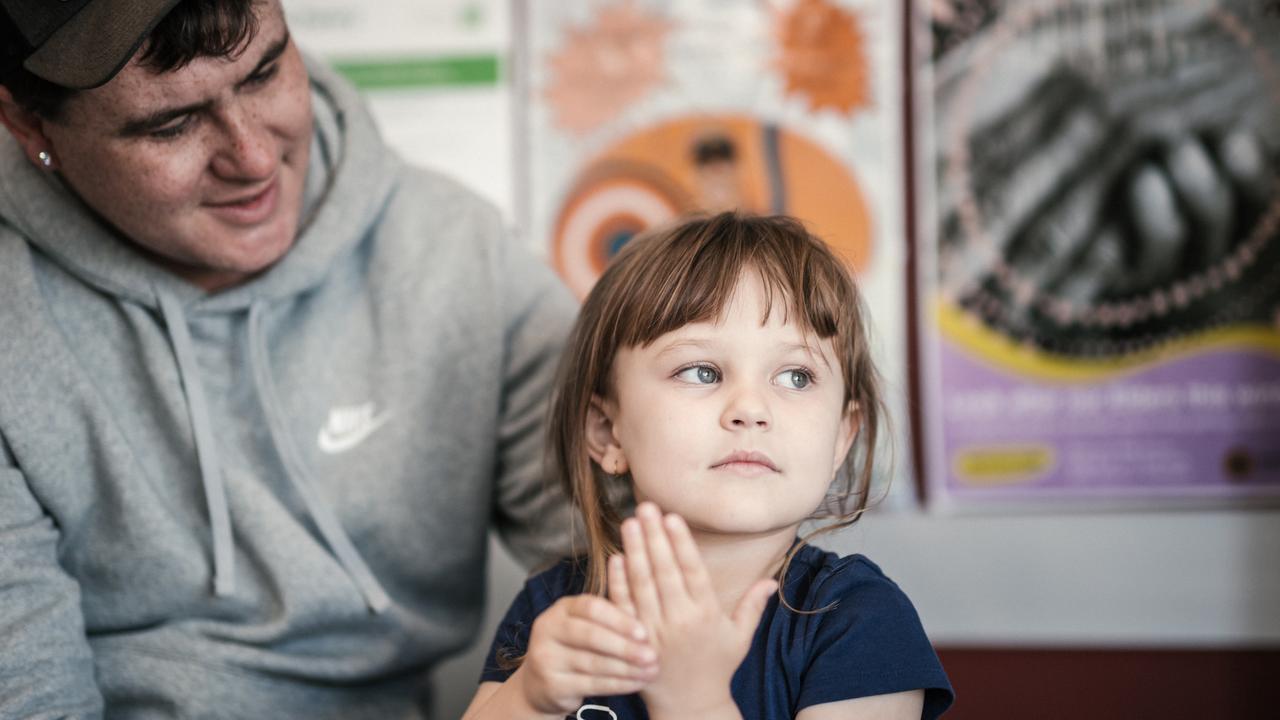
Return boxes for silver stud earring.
[37,150,53,168]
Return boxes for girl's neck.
[689,526,798,612]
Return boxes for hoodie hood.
[0,54,400,312]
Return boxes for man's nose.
[211,106,275,180]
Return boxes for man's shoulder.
[390,165,504,223]
[348,163,513,287]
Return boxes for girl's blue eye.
[676,365,720,384]
[776,369,812,389]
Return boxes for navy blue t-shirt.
[480,543,954,719]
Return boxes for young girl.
[463,213,953,720]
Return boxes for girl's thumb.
[732,578,779,635]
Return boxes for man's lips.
[205,178,280,225]
[711,450,779,473]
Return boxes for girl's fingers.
[607,554,638,619]
[567,594,646,643]
[636,502,687,608]
[663,512,715,604]
[558,615,656,666]
[621,516,662,624]
[565,647,659,680]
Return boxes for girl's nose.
[721,386,771,430]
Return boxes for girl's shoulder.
[768,544,954,716]
[783,543,909,612]
[518,556,590,611]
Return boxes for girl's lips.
[712,450,780,476]
[205,178,279,226]
[712,460,780,477]
[713,450,778,469]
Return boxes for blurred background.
[281,1,1280,717]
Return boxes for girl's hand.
[515,593,659,716]
[611,502,777,718]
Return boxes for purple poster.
[917,0,1280,508]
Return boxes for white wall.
[838,509,1280,647]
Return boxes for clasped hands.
[516,502,778,719]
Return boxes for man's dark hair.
[4,0,259,120]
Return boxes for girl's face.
[590,271,858,541]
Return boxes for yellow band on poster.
[953,445,1055,486]
[935,297,1280,383]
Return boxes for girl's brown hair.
[548,211,888,599]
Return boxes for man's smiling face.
[41,0,312,291]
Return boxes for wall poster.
[515,0,916,508]
[284,0,514,211]
[917,0,1280,509]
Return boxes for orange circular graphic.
[552,114,873,298]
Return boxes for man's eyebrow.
[117,33,290,137]
[119,100,214,136]
[235,33,290,90]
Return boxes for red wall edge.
[936,647,1280,719]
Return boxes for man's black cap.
[1,0,182,89]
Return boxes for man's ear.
[0,85,56,168]
[585,394,629,475]
[833,401,860,471]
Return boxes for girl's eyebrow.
[654,338,716,358]
[780,341,833,369]
[654,338,831,367]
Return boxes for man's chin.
[164,239,297,291]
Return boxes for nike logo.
[317,402,391,454]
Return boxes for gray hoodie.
[0,58,576,718]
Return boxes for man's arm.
[489,224,580,570]
[0,436,103,718]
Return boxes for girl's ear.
[832,401,860,471]
[586,394,629,475]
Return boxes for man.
[0,1,576,716]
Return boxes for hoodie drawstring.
[159,295,390,613]
[247,302,391,613]
[159,294,236,598]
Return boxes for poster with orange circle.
[515,0,914,507]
